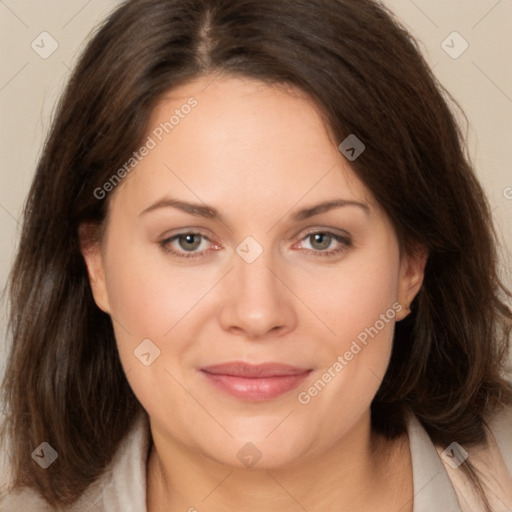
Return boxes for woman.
[1,0,511,510]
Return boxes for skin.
[81,74,426,512]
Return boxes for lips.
[200,362,312,401]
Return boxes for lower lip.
[201,371,312,401]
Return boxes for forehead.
[108,75,374,220]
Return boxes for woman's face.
[82,75,425,469]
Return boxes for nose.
[218,249,298,340]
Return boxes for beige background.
[0,0,511,377]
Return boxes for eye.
[159,232,219,259]
[158,229,352,260]
[296,230,352,257]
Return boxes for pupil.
[180,234,200,251]
[312,233,330,250]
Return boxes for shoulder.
[0,487,53,512]
[406,402,512,511]
[0,412,150,512]
[436,402,512,512]
[486,401,512,474]
[0,460,121,512]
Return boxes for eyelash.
[158,230,352,260]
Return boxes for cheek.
[101,241,201,415]
[101,230,226,398]
[100,234,185,371]
[103,226,216,335]
[292,236,400,415]
[295,236,401,354]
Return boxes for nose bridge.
[234,234,276,284]
[218,236,297,337]
[235,240,282,312]
[238,248,277,296]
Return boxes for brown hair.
[1,0,511,509]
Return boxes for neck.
[146,411,412,512]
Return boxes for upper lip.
[201,362,311,378]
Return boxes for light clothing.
[1,406,511,511]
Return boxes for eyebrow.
[138,197,370,222]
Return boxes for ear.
[78,222,111,314]
[396,245,428,321]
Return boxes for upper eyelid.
[161,226,350,241]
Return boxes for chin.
[196,427,316,471]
